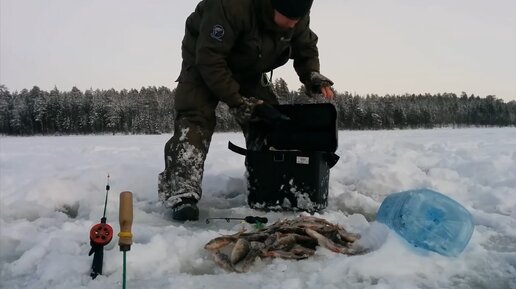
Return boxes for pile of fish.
[204,216,364,272]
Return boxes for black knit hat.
[271,0,314,19]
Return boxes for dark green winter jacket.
[177,0,320,107]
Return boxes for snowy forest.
[1,79,515,135]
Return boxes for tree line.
[1,80,515,135]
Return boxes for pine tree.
[0,85,11,134]
[273,78,291,104]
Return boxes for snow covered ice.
[1,128,516,289]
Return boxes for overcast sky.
[1,0,515,101]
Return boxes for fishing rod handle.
[244,216,268,224]
[254,216,268,224]
[118,191,133,251]
[90,246,104,279]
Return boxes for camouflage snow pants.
[158,76,278,208]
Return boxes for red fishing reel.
[90,219,113,246]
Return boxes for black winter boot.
[172,199,199,221]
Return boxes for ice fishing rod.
[89,175,114,279]
[205,216,268,225]
[118,191,133,289]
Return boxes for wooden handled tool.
[118,191,133,289]
[118,191,133,251]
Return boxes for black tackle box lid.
[250,103,338,152]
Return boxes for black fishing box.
[229,103,339,213]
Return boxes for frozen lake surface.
[1,127,515,289]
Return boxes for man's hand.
[306,72,334,100]
[229,97,263,124]
[230,97,290,124]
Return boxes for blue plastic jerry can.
[376,188,474,257]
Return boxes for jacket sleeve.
[290,16,320,85]
[195,0,244,107]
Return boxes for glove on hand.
[230,97,290,124]
[306,72,334,97]
[229,97,263,124]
